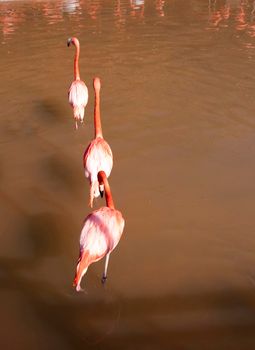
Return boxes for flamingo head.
[67,37,73,47]
[93,77,101,92]
[67,37,80,48]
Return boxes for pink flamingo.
[83,77,113,207]
[67,37,88,129]
[73,170,125,291]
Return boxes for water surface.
[1,0,255,349]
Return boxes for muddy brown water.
[1,0,255,349]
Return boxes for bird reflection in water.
[0,0,170,39]
[62,0,80,14]
[114,0,126,30]
[130,0,145,18]
[42,2,63,24]
[85,0,101,20]
[235,1,248,31]
[0,7,24,41]
[156,0,165,17]
[208,0,230,29]
[247,1,255,38]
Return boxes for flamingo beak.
[99,184,104,198]
[67,38,72,47]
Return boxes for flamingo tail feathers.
[73,106,85,124]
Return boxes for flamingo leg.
[101,253,110,284]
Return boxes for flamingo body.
[74,206,124,291]
[68,80,88,124]
[83,137,113,204]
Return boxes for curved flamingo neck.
[98,171,114,209]
[94,78,103,138]
[72,37,80,81]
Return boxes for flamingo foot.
[101,275,107,284]
[75,283,84,292]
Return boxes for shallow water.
[1,0,255,349]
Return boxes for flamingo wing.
[69,80,88,123]
[80,207,124,256]
[68,80,88,107]
[84,137,113,180]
